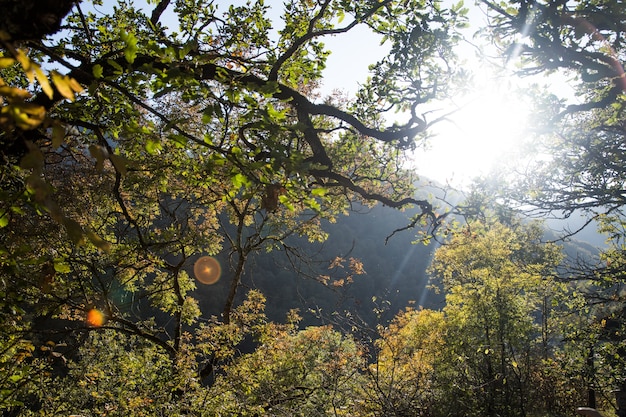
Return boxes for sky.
[314,2,576,187]
[317,5,545,188]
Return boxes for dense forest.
[2,0,626,416]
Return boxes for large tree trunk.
[0,0,78,41]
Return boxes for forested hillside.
[198,201,438,327]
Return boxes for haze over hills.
[192,183,604,330]
[193,201,440,328]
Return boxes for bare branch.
[150,0,171,27]
[268,0,393,81]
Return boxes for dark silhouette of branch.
[0,0,77,41]
[26,54,428,215]
[150,0,171,26]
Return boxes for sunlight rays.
[411,72,531,186]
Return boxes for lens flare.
[194,256,221,285]
[86,309,105,327]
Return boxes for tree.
[364,307,447,417]
[481,0,626,409]
[428,219,566,417]
[0,0,469,413]
[483,0,626,114]
[208,320,365,416]
[34,330,180,417]
[25,290,368,417]
[0,0,467,228]
[478,0,626,222]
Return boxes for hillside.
[192,202,439,328]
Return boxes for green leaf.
[311,187,327,197]
[266,103,286,122]
[8,374,22,383]
[53,259,71,274]
[146,139,162,154]
[337,10,345,23]
[92,64,104,79]
[107,59,123,74]
[0,213,8,228]
[232,173,248,189]
[169,134,188,148]
[259,81,280,97]
[279,194,295,211]
[306,198,321,211]
[244,95,258,106]
[121,31,139,64]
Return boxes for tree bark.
[0,0,77,41]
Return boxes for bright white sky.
[316,3,576,188]
[408,67,533,186]
[318,6,536,187]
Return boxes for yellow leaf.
[19,144,45,171]
[15,50,36,85]
[68,77,84,94]
[43,198,63,222]
[17,102,45,117]
[35,67,53,99]
[63,217,85,245]
[86,229,112,253]
[0,85,31,99]
[15,50,31,72]
[51,72,83,101]
[0,57,15,68]
[13,51,54,99]
[110,154,128,176]
[10,103,46,130]
[52,71,74,100]
[88,144,108,171]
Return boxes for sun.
[412,75,531,186]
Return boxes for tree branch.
[150,0,171,26]
[268,0,393,81]
[27,53,428,216]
